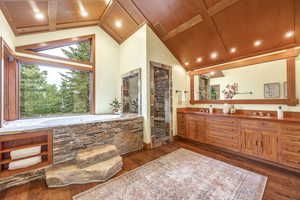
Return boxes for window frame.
[16,35,96,66]
[17,57,95,119]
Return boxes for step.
[45,156,123,187]
[76,145,119,169]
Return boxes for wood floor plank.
[1,140,300,200]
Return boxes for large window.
[16,35,95,65]
[20,63,91,118]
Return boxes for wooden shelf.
[0,131,53,178]
[0,161,50,178]
[0,142,48,153]
[0,152,48,165]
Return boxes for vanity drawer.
[207,136,240,152]
[241,120,279,130]
[280,152,300,169]
[207,130,240,143]
[281,142,300,155]
[207,117,239,127]
[207,123,239,133]
[281,123,300,136]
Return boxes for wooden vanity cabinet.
[177,111,300,172]
[185,114,206,143]
[241,120,279,162]
[177,113,186,137]
[280,123,300,169]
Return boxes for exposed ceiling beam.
[0,2,19,35]
[208,0,241,16]
[196,0,229,63]
[295,0,300,44]
[48,0,58,31]
[99,0,114,23]
[17,20,100,34]
[163,14,203,41]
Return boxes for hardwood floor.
[1,140,300,200]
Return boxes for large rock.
[76,145,119,169]
[46,156,122,187]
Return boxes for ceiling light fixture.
[184,62,189,66]
[254,40,262,47]
[210,52,218,59]
[285,31,294,38]
[115,20,123,28]
[230,47,237,53]
[210,71,215,75]
[196,57,203,63]
[81,10,88,17]
[35,12,44,20]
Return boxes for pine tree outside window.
[18,35,94,118]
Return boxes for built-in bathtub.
[0,114,126,133]
[0,114,144,190]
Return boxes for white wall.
[119,25,149,142]
[188,56,300,113]
[14,26,120,114]
[146,26,188,138]
[118,24,188,143]
[0,10,15,50]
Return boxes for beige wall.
[188,56,300,113]
[118,25,188,143]
[11,25,120,114]
[146,26,188,138]
[119,25,150,143]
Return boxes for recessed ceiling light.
[285,31,294,38]
[210,52,218,59]
[81,10,88,17]
[230,47,237,53]
[254,40,262,47]
[35,12,44,20]
[196,57,203,63]
[184,62,189,66]
[210,71,215,75]
[115,20,123,28]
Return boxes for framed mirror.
[190,53,298,106]
[121,68,142,114]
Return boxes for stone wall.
[151,65,172,146]
[0,116,143,191]
[53,116,144,164]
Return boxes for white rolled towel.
[8,156,42,170]
[10,146,41,160]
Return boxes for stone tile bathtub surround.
[53,116,144,164]
[0,116,143,191]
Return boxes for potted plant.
[110,98,121,114]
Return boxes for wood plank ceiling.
[0,0,299,71]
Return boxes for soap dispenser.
[209,105,213,114]
[277,106,284,119]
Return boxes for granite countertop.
[0,114,143,135]
[178,110,300,123]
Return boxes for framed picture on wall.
[264,82,281,98]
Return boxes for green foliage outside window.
[20,41,91,118]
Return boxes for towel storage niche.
[0,131,53,178]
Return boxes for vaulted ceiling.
[1,0,299,71]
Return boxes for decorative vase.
[223,103,230,114]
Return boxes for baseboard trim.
[143,142,152,150]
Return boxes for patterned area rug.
[73,148,267,200]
